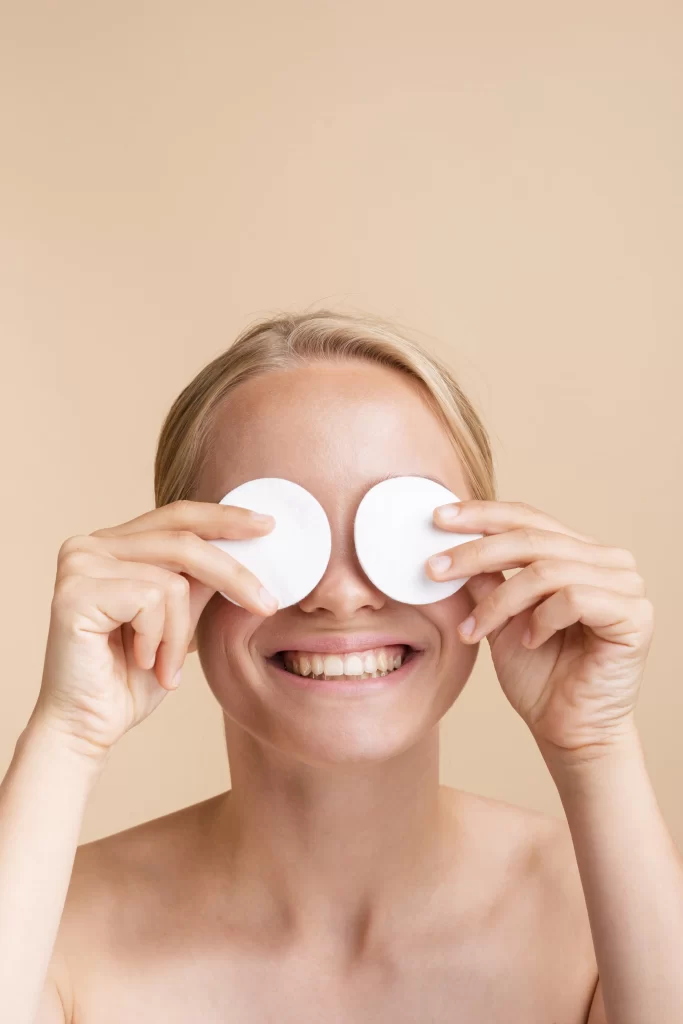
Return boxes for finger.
[129,583,167,678]
[427,527,638,582]
[459,571,507,614]
[90,499,275,541]
[433,499,598,544]
[138,571,190,689]
[57,549,193,685]
[457,561,647,646]
[65,530,278,618]
[111,579,187,692]
[523,585,655,651]
[58,575,170,686]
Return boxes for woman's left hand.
[427,500,655,761]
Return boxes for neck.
[206,718,455,957]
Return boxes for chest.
[73,935,596,1024]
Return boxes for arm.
[544,723,683,1024]
[0,712,106,1024]
[426,497,680,1022]
[0,499,276,1023]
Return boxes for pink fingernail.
[436,504,460,522]
[458,615,476,637]
[259,587,279,612]
[428,554,452,574]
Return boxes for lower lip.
[264,651,423,695]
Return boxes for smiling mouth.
[267,644,419,681]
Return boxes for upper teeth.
[282,645,406,679]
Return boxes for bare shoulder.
[442,784,581,880]
[440,786,597,972]
[53,792,222,959]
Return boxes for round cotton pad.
[354,476,483,605]
[209,478,332,610]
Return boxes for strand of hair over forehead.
[153,309,497,510]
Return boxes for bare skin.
[26,361,604,1023]
[12,356,683,1023]
[51,787,600,1023]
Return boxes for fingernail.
[428,554,452,574]
[259,587,279,612]
[458,615,476,637]
[172,670,182,688]
[251,512,274,524]
[436,504,460,522]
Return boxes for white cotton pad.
[354,476,483,605]
[209,478,332,610]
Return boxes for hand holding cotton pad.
[354,476,483,605]
[209,475,482,611]
[209,478,332,610]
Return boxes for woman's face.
[193,360,479,765]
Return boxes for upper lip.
[263,634,423,657]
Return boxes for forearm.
[0,712,106,1024]
[543,722,683,1024]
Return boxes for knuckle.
[519,526,538,547]
[481,590,502,619]
[57,534,89,560]
[168,573,190,600]
[170,499,193,517]
[623,569,647,597]
[141,582,164,606]
[564,583,585,607]
[231,561,254,585]
[57,549,91,577]
[614,547,638,570]
[463,538,482,560]
[530,559,557,583]
[168,528,198,551]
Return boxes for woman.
[1,309,681,1023]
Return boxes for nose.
[298,540,386,618]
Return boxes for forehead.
[195,361,472,507]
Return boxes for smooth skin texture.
[0,502,279,1023]
[1,360,681,1023]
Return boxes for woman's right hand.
[30,500,278,763]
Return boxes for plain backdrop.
[1,1,681,846]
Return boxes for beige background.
[1,2,681,846]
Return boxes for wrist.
[536,716,642,783]
[19,706,112,779]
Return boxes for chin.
[241,715,439,767]
[219,666,467,771]
[200,629,476,767]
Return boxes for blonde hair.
[154,308,497,508]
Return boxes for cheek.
[194,598,256,688]
[426,589,479,689]
[197,594,247,642]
